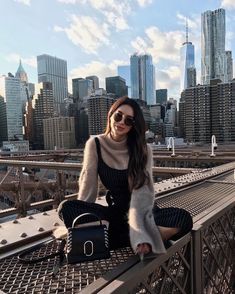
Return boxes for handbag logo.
[84,240,94,256]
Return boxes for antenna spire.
[186,17,188,43]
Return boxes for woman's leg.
[57,200,130,249]
[58,199,109,228]
[158,226,180,241]
[153,206,193,241]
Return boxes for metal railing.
[0,160,235,293]
[0,199,234,293]
[0,159,204,219]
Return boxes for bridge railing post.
[192,223,203,294]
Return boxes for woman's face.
[110,104,134,141]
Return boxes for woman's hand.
[136,243,151,255]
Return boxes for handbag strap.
[72,212,103,228]
[18,239,66,264]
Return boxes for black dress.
[58,138,193,249]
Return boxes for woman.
[58,96,193,256]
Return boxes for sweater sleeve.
[78,137,98,202]
[128,144,166,254]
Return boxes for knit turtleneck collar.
[104,133,127,150]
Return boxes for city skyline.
[1,0,235,100]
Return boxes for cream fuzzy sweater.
[78,133,166,254]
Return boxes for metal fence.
[0,161,235,293]
[193,201,235,294]
[0,200,234,293]
[88,200,234,294]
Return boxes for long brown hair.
[105,96,149,190]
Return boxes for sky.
[1,0,235,100]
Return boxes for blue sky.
[1,0,235,99]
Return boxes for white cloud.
[5,53,37,68]
[156,66,181,97]
[58,0,77,3]
[57,0,131,31]
[69,59,126,91]
[88,0,130,30]
[14,0,31,5]
[176,13,201,31]
[137,0,152,7]
[132,26,185,64]
[131,26,186,98]
[221,0,235,9]
[54,15,110,54]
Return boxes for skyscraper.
[15,60,28,105]
[225,51,233,82]
[15,60,28,83]
[130,53,155,105]
[72,78,93,101]
[180,79,235,143]
[0,75,23,140]
[33,82,54,149]
[180,20,196,91]
[130,54,140,99]
[201,8,233,84]
[118,65,131,96]
[156,89,167,104]
[43,117,76,150]
[105,76,128,97]
[37,54,68,114]
[85,76,99,90]
[88,94,115,135]
[0,96,7,144]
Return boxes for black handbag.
[18,213,110,267]
[67,212,110,263]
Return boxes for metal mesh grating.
[202,207,235,294]
[0,241,134,294]
[211,171,235,182]
[128,242,191,294]
[156,172,235,217]
[1,170,234,293]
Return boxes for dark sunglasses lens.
[113,112,134,126]
[124,117,134,126]
[114,112,122,122]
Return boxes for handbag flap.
[67,224,109,256]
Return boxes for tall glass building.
[201,8,232,84]
[130,53,155,105]
[0,76,23,141]
[72,78,93,101]
[156,89,167,105]
[118,65,131,96]
[105,76,128,98]
[180,41,196,91]
[37,54,68,114]
[130,54,140,100]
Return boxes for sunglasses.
[113,112,135,126]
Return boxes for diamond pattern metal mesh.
[0,241,134,294]
[1,170,235,293]
[128,242,191,294]
[202,207,235,294]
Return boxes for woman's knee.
[57,199,74,219]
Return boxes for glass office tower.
[130,53,155,105]
[180,42,196,91]
[201,8,232,84]
[0,76,23,141]
[118,65,131,96]
[37,54,68,114]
